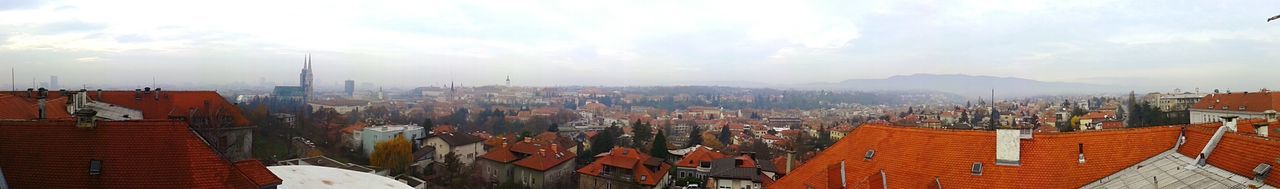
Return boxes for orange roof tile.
[1192,92,1280,112]
[771,124,1181,188]
[0,120,270,188]
[675,147,727,168]
[577,147,672,186]
[0,91,250,126]
[479,146,519,163]
[1178,122,1280,186]
[233,160,283,187]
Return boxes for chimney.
[995,129,1021,166]
[1221,116,1239,132]
[143,87,150,94]
[96,89,102,100]
[75,108,97,128]
[1254,123,1269,138]
[154,88,161,100]
[786,150,795,174]
[538,148,546,156]
[37,88,47,119]
[1266,110,1277,122]
[134,89,141,100]
[551,143,559,155]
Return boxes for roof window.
[89,159,102,176]
[971,162,983,176]
[864,150,875,161]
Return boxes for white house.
[361,125,426,156]
[422,132,487,165]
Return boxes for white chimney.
[1265,110,1277,122]
[1221,116,1239,132]
[996,129,1021,166]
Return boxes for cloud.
[1,0,1279,89]
[36,20,106,34]
[75,56,99,62]
[0,0,40,11]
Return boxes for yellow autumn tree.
[370,134,414,174]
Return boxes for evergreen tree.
[547,123,560,132]
[687,125,703,148]
[422,118,435,132]
[632,120,653,148]
[719,125,732,145]
[650,130,669,160]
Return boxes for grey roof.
[707,157,767,182]
[415,146,436,161]
[1084,151,1272,189]
[426,133,484,146]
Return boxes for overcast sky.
[1,0,1279,91]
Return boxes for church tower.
[299,54,313,102]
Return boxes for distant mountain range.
[686,74,1128,98]
[795,74,1125,98]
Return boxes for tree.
[650,130,670,160]
[548,123,560,132]
[816,125,833,149]
[749,138,773,160]
[632,120,652,149]
[686,125,703,148]
[719,125,732,145]
[439,151,464,187]
[423,118,435,132]
[370,134,413,175]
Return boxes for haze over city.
[3,0,1280,91]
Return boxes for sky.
[1,0,1279,91]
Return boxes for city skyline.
[2,0,1280,91]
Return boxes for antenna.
[10,67,13,91]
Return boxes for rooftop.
[268,165,411,189]
[0,120,274,188]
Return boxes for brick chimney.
[75,108,98,129]
[551,143,559,155]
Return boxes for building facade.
[360,125,426,156]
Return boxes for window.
[971,162,983,176]
[864,150,875,161]
[89,159,102,175]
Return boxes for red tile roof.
[771,124,1181,188]
[512,147,575,171]
[0,91,250,126]
[0,120,273,188]
[480,146,520,163]
[1191,92,1280,112]
[0,94,72,120]
[577,147,672,186]
[1177,122,1280,186]
[675,147,726,168]
[233,160,283,187]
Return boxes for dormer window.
[1223,106,1229,110]
[1209,105,1215,109]
[1240,106,1247,111]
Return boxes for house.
[577,147,673,189]
[422,132,487,165]
[769,117,1280,188]
[0,120,279,188]
[360,124,426,156]
[1190,91,1280,124]
[705,155,780,189]
[478,137,577,188]
[673,146,726,181]
[511,143,576,189]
